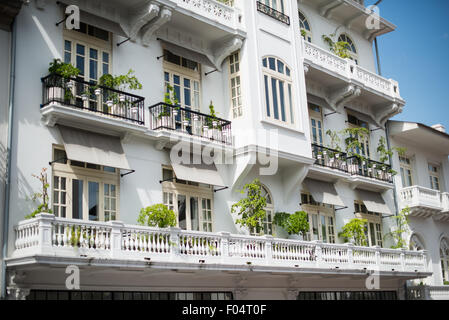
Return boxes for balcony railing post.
[400,248,406,271]
[421,250,428,272]
[346,243,354,268]
[37,213,55,254]
[313,240,323,266]
[264,235,273,265]
[374,246,381,266]
[219,232,231,261]
[109,220,124,259]
[170,227,181,258]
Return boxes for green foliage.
[231,179,267,234]
[48,58,80,79]
[339,218,368,246]
[376,136,407,164]
[384,207,410,249]
[274,211,309,237]
[322,35,351,59]
[326,129,342,151]
[300,29,307,38]
[99,69,142,91]
[26,168,53,219]
[444,281,449,286]
[341,127,369,159]
[137,204,177,228]
[163,83,179,106]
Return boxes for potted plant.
[98,69,142,116]
[47,58,80,103]
[25,168,53,219]
[338,218,368,246]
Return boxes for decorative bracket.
[327,84,361,111]
[141,7,172,47]
[212,36,244,71]
[122,3,160,41]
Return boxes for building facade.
[0,0,444,300]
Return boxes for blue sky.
[365,0,449,130]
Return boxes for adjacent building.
[0,0,445,300]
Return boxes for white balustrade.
[400,186,442,210]
[12,214,428,274]
[442,193,449,212]
[302,39,401,100]
[174,0,240,29]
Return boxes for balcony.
[302,40,404,125]
[311,144,348,173]
[256,1,290,25]
[407,286,449,300]
[9,214,429,277]
[400,186,449,220]
[310,144,393,187]
[303,40,402,101]
[148,102,232,145]
[41,74,146,135]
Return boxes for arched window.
[262,57,295,125]
[440,238,449,283]
[250,185,274,236]
[338,34,358,65]
[261,185,274,235]
[410,234,425,251]
[298,10,312,42]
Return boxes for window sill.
[261,119,304,135]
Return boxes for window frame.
[163,57,201,113]
[309,104,324,146]
[301,192,336,243]
[51,145,120,222]
[354,200,383,247]
[298,10,312,42]
[428,163,441,191]
[440,238,449,283]
[161,167,214,232]
[264,0,285,13]
[262,56,295,126]
[399,155,414,187]
[229,51,243,119]
[338,33,358,65]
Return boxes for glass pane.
[178,195,187,230]
[72,179,83,220]
[88,182,99,221]
[278,80,286,122]
[264,75,270,117]
[321,215,327,242]
[190,197,199,231]
[271,78,279,120]
[268,57,276,71]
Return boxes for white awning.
[303,178,345,207]
[58,125,131,170]
[172,162,226,187]
[161,40,216,68]
[356,189,391,215]
[80,10,127,37]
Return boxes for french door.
[164,191,213,232]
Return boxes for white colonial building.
[0,0,445,300]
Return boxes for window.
[161,168,213,232]
[338,34,358,64]
[301,193,336,243]
[298,10,312,42]
[441,238,449,284]
[399,156,413,187]
[354,201,382,247]
[262,57,294,125]
[164,50,201,113]
[51,146,119,222]
[229,51,242,118]
[347,113,370,158]
[428,164,441,191]
[263,0,285,13]
[309,104,324,146]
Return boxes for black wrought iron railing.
[256,1,290,25]
[41,73,145,125]
[311,144,348,173]
[148,103,232,145]
[311,144,393,183]
[347,156,393,183]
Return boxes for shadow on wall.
[0,142,6,185]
